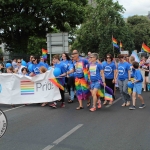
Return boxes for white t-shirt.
[15,65,25,75]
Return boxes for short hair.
[132,61,139,69]
[7,67,14,73]
[53,54,60,60]
[40,66,47,73]
[106,54,113,61]
[21,67,28,73]
[118,54,124,58]
[129,56,135,63]
[91,53,99,59]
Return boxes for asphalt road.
[0,91,150,150]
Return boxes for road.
[0,91,150,150]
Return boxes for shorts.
[133,83,142,94]
[90,81,100,90]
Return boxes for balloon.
[48,67,51,70]
[53,67,61,77]
[127,81,134,88]
[5,63,12,68]
[22,60,27,67]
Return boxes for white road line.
[105,97,122,108]
[43,124,83,150]
[3,105,25,112]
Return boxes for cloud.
[115,0,150,17]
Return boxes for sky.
[115,0,150,18]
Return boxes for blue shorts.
[133,83,142,94]
[90,81,100,90]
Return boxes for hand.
[112,79,115,83]
[103,82,106,87]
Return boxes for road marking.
[3,105,25,112]
[105,97,121,108]
[43,124,83,150]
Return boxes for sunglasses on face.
[90,57,94,58]
[72,53,78,55]
[17,62,21,63]
[106,57,110,59]
[32,60,35,62]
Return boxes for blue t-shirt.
[134,69,143,83]
[89,62,103,82]
[27,61,32,67]
[61,60,71,71]
[73,58,89,78]
[68,64,74,77]
[118,62,130,80]
[31,62,46,75]
[103,62,116,79]
[130,64,135,78]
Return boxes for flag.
[141,43,150,53]
[131,51,140,63]
[112,36,119,48]
[42,48,48,60]
[104,93,113,101]
[49,78,64,90]
[83,68,90,82]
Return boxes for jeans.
[70,87,75,101]
[118,79,131,103]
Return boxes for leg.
[137,94,145,104]
[132,92,136,106]
[90,88,98,111]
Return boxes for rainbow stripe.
[75,78,91,100]
[20,81,34,95]
[104,93,113,101]
[83,68,90,82]
[120,42,123,48]
[141,43,150,53]
[42,48,48,60]
[112,37,119,48]
[49,78,64,90]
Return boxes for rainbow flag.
[104,93,113,101]
[120,41,123,48]
[112,37,119,48]
[49,78,64,90]
[141,43,150,53]
[42,48,48,60]
[83,68,90,82]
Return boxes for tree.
[127,15,150,52]
[72,0,134,57]
[0,0,87,53]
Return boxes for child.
[7,67,14,73]
[21,67,29,76]
[129,61,146,110]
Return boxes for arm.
[100,70,106,87]
[113,69,117,83]
[128,70,131,80]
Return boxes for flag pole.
[112,35,115,58]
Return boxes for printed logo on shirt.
[75,62,83,73]
[104,66,112,76]
[89,65,97,76]
[118,66,125,76]
[34,67,40,74]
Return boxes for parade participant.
[129,61,146,110]
[27,55,33,67]
[128,56,135,95]
[71,50,91,110]
[49,55,67,108]
[89,53,105,112]
[103,54,117,105]
[12,58,17,69]
[40,56,49,69]
[6,67,14,73]
[117,54,131,107]
[29,56,45,76]
[67,59,75,103]
[14,59,25,75]
[21,67,29,76]
[0,63,5,73]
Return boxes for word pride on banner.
[0,70,61,104]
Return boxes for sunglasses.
[32,60,35,62]
[17,62,21,63]
[72,53,78,55]
[90,57,94,58]
[106,57,110,59]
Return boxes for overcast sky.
[115,0,150,17]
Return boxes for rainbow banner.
[49,78,64,90]
[20,80,34,95]
[141,43,150,53]
[112,37,119,48]
[42,48,48,60]
[104,93,113,101]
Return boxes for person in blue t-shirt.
[49,54,67,109]
[117,54,131,107]
[27,55,33,68]
[89,53,105,112]
[68,50,91,110]
[129,61,146,110]
[29,56,46,76]
[103,54,117,105]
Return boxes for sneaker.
[129,106,136,110]
[97,100,101,109]
[89,107,96,112]
[60,103,65,108]
[49,103,57,108]
[139,104,146,109]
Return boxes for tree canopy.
[0,0,87,53]
[72,0,134,57]
[127,15,150,51]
